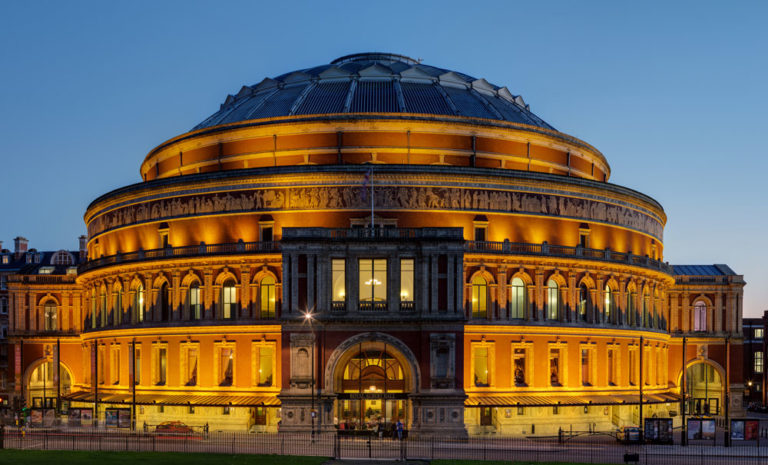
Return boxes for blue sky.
[1,1,766,315]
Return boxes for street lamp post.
[305,311,316,442]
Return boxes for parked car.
[616,426,641,444]
[156,421,196,435]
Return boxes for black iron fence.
[4,427,768,464]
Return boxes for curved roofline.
[331,52,420,65]
[88,164,663,224]
[140,113,610,177]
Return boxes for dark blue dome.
[193,53,554,131]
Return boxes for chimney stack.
[14,236,28,260]
[0,240,3,251]
[79,235,87,261]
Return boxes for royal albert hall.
[9,53,746,436]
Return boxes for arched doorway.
[26,360,72,408]
[685,362,723,415]
[329,336,417,432]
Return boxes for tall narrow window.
[607,348,616,385]
[255,346,274,387]
[627,289,637,326]
[134,346,141,385]
[473,347,489,387]
[185,347,198,386]
[509,277,525,319]
[188,283,201,320]
[100,289,107,327]
[604,285,613,323]
[111,347,120,385]
[693,301,707,331]
[513,348,527,386]
[578,284,589,322]
[755,352,764,374]
[260,276,276,318]
[643,290,650,328]
[155,347,167,386]
[629,349,638,385]
[332,259,346,308]
[359,259,387,310]
[221,279,236,319]
[400,258,414,303]
[219,348,234,386]
[159,282,170,321]
[581,349,592,386]
[546,279,559,320]
[549,348,562,386]
[43,301,57,331]
[115,289,123,325]
[135,285,145,323]
[471,277,488,318]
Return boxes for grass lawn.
[0,450,329,465]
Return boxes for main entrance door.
[336,343,409,436]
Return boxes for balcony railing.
[9,329,80,338]
[466,240,674,274]
[359,301,388,312]
[79,240,280,273]
[78,233,672,275]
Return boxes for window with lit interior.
[471,277,488,319]
[260,276,276,318]
[509,277,525,319]
[359,259,386,310]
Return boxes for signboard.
[118,409,131,428]
[30,409,43,427]
[43,409,55,427]
[688,418,716,440]
[644,418,673,444]
[337,393,408,400]
[68,408,81,427]
[731,419,760,440]
[80,408,93,427]
[105,408,119,428]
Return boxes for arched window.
[100,288,107,327]
[90,288,96,329]
[221,279,237,319]
[643,290,651,328]
[260,276,276,319]
[604,285,614,324]
[114,288,123,325]
[51,250,73,266]
[694,301,707,331]
[43,301,57,331]
[509,277,525,319]
[627,287,637,326]
[188,282,202,320]
[471,277,487,318]
[159,282,170,321]
[546,279,559,320]
[578,284,590,322]
[134,284,145,323]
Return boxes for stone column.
[535,268,544,321]
[172,270,181,321]
[497,267,507,320]
[240,266,251,318]
[681,292,690,332]
[204,268,214,319]
[670,292,679,331]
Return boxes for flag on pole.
[361,167,372,201]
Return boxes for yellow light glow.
[365,279,381,286]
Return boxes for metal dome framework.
[193,53,553,131]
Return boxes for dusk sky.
[1,1,766,316]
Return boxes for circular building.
[75,53,678,436]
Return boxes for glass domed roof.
[193,53,554,131]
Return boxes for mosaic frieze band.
[87,184,664,240]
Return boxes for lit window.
[546,279,558,320]
[581,348,592,386]
[471,277,487,318]
[604,285,613,323]
[221,279,237,319]
[693,301,707,331]
[607,348,617,386]
[755,352,764,374]
[400,259,414,303]
[260,277,276,318]
[332,259,346,304]
[184,347,198,386]
[134,284,145,323]
[155,347,167,386]
[509,277,525,319]
[359,259,387,306]
[473,347,489,387]
[43,301,57,331]
[513,348,528,386]
[756,328,764,339]
[188,283,201,320]
[219,347,234,386]
[549,348,562,386]
[254,345,274,387]
[578,284,590,322]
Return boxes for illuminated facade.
[5,53,746,435]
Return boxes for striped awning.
[62,391,280,407]
[465,392,681,407]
